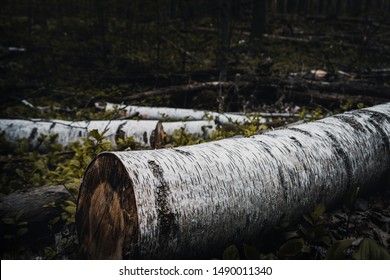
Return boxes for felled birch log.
[103,102,267,125]
[0,119,216,149]
[76,103,390,259]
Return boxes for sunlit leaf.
[88,129,101,140]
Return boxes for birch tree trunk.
[0,119,216,149]
[104,102,267,125]
[76,103,390,259]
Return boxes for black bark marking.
[255,140,276,159]
[368,119,390,154]
[49,122,56,130]
[150,129,155,147]
[290,136,303,148]
[147,160,178,244]
[28,127,38,141]
[325,131,352,192]
[278,166,288,202]
[263,133,278,138]
[334,115,366,133]
[288,127,313,137]
[359,110,390,153]
[115,122,126,143]
[173,149,192,156]
[143,131,148,144]
[361,109,390,123]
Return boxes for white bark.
[0,119,217,149]
[76,103,390,259]
[104,102,267,125]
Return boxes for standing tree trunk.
[76,103,390,259]
[217,0,231,83]
[250,0,267,43]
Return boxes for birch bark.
[104,102,267,124]
[76,103,390,259]
[0,119,217,148]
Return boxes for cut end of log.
[76,154,139,259]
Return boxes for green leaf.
[15,209,25,221]
[88,129,101,140]
[311,203,326,221]
[278,238,308,258]
[2,218,15,225]
[299,224,315,239]
[49,216,61,225]
[15,168,24,178]
[63,205,76,215]
[17,227,29,237]
[3,235,14,240]
[243,243,260,260]
[303,214,313,225]
[64,200,76,207]
[353,238,390,260]
[325,239,354,260]
[223,245,240,260]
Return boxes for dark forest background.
[1,0,390,114]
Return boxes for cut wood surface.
[0,119,217,149]
[76,103,390,259]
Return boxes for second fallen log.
[0,119,216,149]
[76,103,390,259]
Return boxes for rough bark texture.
[0,119,216,149]
[76,103,390,259]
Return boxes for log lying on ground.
[0,185,70,250]
[0,119,216,149]
[103,102,268,124]
[76,103,390,259]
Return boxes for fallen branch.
[76,102,390,259]
[121,81,240,101]
[119,78,390,105]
